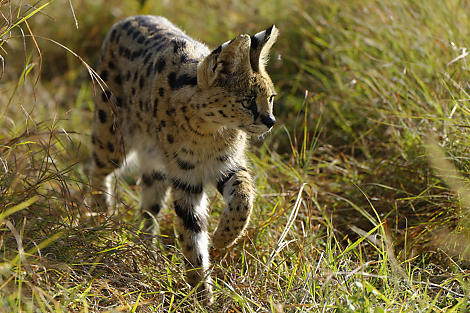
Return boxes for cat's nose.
[260,114,276,129]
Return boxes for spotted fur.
[89,15,278,303]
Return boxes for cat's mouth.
[240,123,272,136]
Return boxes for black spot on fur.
[183,115,205,136]
[139,76,145,88]
[172,178,203,195]
[176,158,195,170]
[122,21,131,30]
[156,57,166,73]
[146,63,153,77]
[167,134,174,143]
[174,202,206,233]
[108,61,116,69]
[131,87,136,96]
[172,39,186,53]
[168,72,197,90]
[126,71,131,81]
[143,170,167,186]
[92,152,106,168]
[216,167,247,194]
[119,46,131,58]
[100,70,108,81]
[144,53,152,64]
[218,110,228,118]
[217,172,234,194]
[137,35,145,44]
[153,98,158,117]
[180,54,199,63]
[151,171,167,181]
[131,49,143,60]
[142,173,154,186]
[116,97,124,107]
[167,72,177,88]
[98,110,107,123]
[181,148,194,155]
[114,75,122,85]
[150,36,163,47]
[110,29,117,42]
[107,142,114,152]
[159,88,165,97]
[155,42,167,52]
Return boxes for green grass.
[2,0,470,311]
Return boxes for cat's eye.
[241,97,259,119]
[242,97,257,111]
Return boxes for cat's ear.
[249,25,279,72]
[197,34,251,89]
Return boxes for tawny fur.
[89,15,278,303]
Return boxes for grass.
[2,0,470,311]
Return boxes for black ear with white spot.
[249,25,279,72]
[197,35,251,89]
